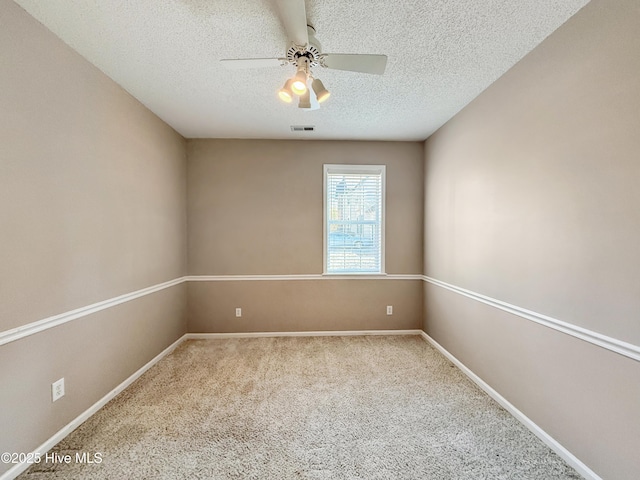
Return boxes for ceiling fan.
[220,0,387,110]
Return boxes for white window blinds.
[324,165,385,274]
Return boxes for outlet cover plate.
[52,378,65,402]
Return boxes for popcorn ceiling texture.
[13,0,589,140]
[20,336,581,479]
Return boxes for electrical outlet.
[52,378,65,402]
[235,308,242,317]
[386,305,393,315]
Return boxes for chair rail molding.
[0,277,186,347]
[1,274,423,345]
[422,275,640,363]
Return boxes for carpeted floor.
[20,336,582,479]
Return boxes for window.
[324,164,385,274]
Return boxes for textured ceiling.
[14,0,589,141]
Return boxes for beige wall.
[0,285,186,467]
[0,2,187,474]
[188,139,423,275]
[423,0,640,478]
[187,139,423,332]
[188,280,422,333]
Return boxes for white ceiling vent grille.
[290,125,315,132]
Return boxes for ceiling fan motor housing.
[287,25,322,68]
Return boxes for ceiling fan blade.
[322,54,388,75]
[220,58,284,70]
[274,0,309,46]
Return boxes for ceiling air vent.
[290,125,315,132]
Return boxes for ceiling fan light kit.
[278,79,295,103]
[298,89,311,109]
[290,64,309,95]
[220,0,387,111]
[311,78,330,103]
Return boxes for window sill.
[321,273,388,278]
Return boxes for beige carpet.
[20,336,581,479]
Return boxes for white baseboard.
[186,329,422,340]
[419,331,601,480]
[0,335,187,480]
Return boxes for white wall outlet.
[52,378,65,402]
[386,305,393,315]
[235,308,242,317]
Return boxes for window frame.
[323,164,386,275]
